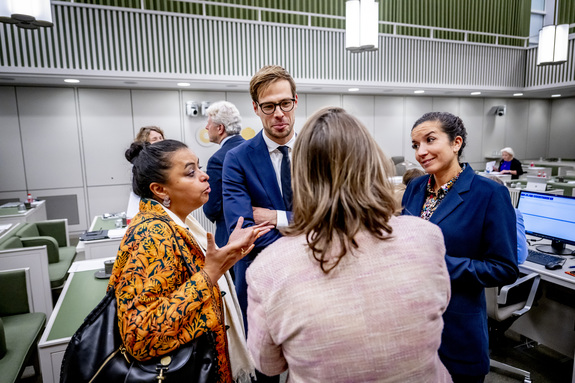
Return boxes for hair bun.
[125,141,148,163]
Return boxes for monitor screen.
[517,191,575,255]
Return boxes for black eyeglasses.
[257,98,296,115]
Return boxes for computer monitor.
[517,191,575,255]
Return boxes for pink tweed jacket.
[246,216,452,383]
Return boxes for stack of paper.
[107,228,127,239]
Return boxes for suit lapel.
[247,131,284,205]
[430,166,473,226]
[405,177,428,217]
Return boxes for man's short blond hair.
[249,65,296,103]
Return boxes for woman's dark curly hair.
[125,139,188,199]
[412,112,467,159]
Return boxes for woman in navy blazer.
[402,112,518,383]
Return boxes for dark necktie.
[278,145,293,211]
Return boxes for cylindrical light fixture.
[346,0,379,52]
[345,0,361,52]
[0,0,53,29]
[537,24,569,65]
[360,0,378,50]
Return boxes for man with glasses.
[222,65,297,382]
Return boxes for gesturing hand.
[203,217,273,283]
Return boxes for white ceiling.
[0,71,573,99]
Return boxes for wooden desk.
[0,200,47,226]
[37,258,112,383]
[511,242,575,382]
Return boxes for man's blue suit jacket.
[222,130,291,255]
[402,165,518,377]
[203,134,245,247]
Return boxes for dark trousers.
[233,255,253,332]
[253,370,280,383]
[451,374,485,383]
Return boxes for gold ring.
[241,248,246,256]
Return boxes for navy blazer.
[402,165,518,377]
[222,130,291,254]
[203,134,245,247]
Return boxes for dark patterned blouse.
[107,198,232,382]
[420,165,465,221]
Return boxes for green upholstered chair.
[14,220,77,289]
[0,237,24,252]
[0,269,46,383]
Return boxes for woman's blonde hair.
[135,126,165,143]
[284,107,397,273]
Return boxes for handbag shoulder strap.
[129,216,196,277]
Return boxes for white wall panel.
[17,87,83,190]
[293,93,307,134]
[432,98,459,115]
[459,98,485,165]
[181,90,226,167]
[503,98,529,161]
[87,185,132,219]
[131,90,183,141]
[78,89,133,187]
[526,100,550,160]
[404,97,433,165]
[343,95,375,136]
[225,92,254,118]
[549,99,575,158]
[374,96,405,159]
[0,87,26,192]
[305,94,342,116]
[482,98,507,159]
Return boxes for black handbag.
[60,223,218,383]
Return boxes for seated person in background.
[246,107,452,382]
[497,147,523,179]
[127,126,166,218]
[135,125,165,143]
[403,168,425,186]
[394,168,426,210]
[488,175,528,264]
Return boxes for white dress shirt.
[261,132,296,228]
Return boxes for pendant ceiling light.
[0,0,53,29]
[536,0,568,65]
[346,0,379,52]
